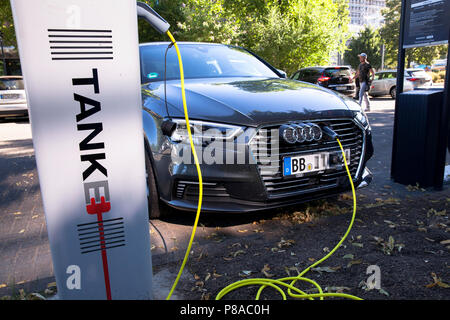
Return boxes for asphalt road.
[0,94,448,298]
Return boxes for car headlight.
[354,110,370,129]
[169,119,245,145]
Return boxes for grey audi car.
[140,42,373,218]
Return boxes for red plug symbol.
[86,196,111,215]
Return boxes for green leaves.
[343,26,382,70]
[138,0,350,75]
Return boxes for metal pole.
[433,28,450,190]
[0,31,7,75]
[390,0,407,179]
[381,43,385,70]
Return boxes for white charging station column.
[11,0,153,299]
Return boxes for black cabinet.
[392,89,444,187]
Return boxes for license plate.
[2,94,21,99]
[336,86,347,90]
[283,149,350,176]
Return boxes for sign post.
[403,0,450,48]
[391,0,450,189]
[11,0,153,299]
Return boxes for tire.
[390,86,396,99]
[144,139,172,219]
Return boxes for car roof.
[298,66,350,70]
[292,66,351,74]
[139,41,228,47]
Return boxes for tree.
[379,0,448,68]
[344,27,382,70]
[0,0,17,47]
[226,0,351,75]
[2,0,352,77]
[139,0,351,75]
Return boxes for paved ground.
[0,94,448,299]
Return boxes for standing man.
[356,53,375,112]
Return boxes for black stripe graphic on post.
[48,28,113,61]
[77,217,125,254]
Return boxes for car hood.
[142,77,353,127]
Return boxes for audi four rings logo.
[279,123,323,144]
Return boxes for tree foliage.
[0,0,16,47]
[138,0,351,75]
[344,27,382,70]
[1,0,352,75]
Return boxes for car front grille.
[249,118,365,199]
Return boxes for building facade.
[348,0,386,34]
[331,0,386,66]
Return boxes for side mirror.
[277,69,287,78]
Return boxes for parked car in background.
[405,68,433,89]
[431,59,446,71]
[291,66,356,96]
[369,70,414,99]
[0,76,28,119]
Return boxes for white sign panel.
[11,0,153,299]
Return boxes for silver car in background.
[405,68,433,89]
[0,76,28,119]
[369,70,414,99]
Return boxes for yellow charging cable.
[215,138,361,300]
[165,30,203,300]
[164,30,361,301]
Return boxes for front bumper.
[152,118,374,213]
[163,167,373,213]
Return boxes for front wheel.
[144,140,172,219]
[390,86,397,99]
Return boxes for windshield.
[0,78,24,90]
[324,68,351,78]
[139,44,278,83]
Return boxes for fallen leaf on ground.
[326,286,351,293]
[233,250,245,257]
[262,264,274,278]
[311,267,337,273]
[277,238,295,248]
[347,260,362,268]
[378,288,390,296]
[425,273,450,288]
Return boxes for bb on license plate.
[283,149,350,176]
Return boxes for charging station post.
[11,0,153,299]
